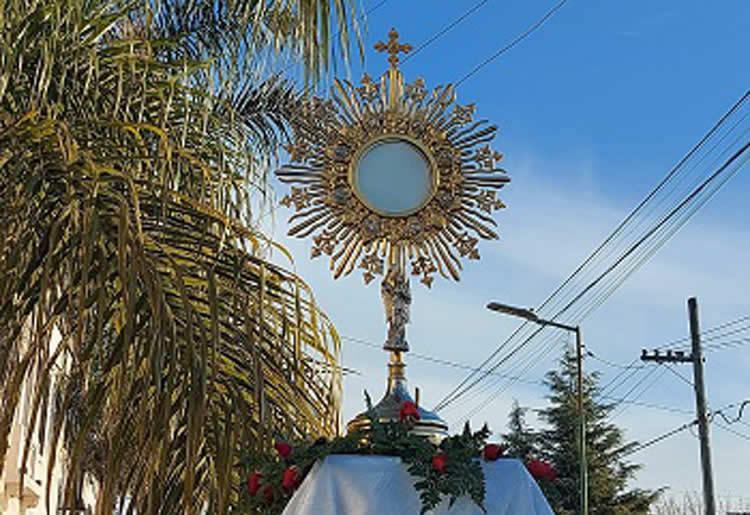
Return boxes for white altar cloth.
[282,455,554,515]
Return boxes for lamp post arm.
[536,318,577,333]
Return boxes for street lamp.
[487,302,588,515]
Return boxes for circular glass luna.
[352,137,436,216]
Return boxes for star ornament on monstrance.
[277,28,510,289]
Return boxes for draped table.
[282,455,554,515]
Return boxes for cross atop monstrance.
[277,29,510,440]
[374,27,412,70]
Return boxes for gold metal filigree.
[357,74,380,102]
[276,29,510,286]
[279,186,311,211]
[374,28,412,70]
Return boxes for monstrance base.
[346,352,448,445]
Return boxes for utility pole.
[641,297,716,515]
[688,297,716,515]
[575,326,588,515]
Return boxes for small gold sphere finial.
[374,27,412,70]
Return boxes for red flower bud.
[431,454,448,474]
[482,443,506,461]
[247,472,262,495]
[282,466,301,489]
[398,401,420,422]
[527,460,558,481]
[262,485,275,503]
[274,441,293,458]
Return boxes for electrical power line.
[609,366,668,420]
[701,323,750,344]
[434,92,749,417]
[539,143,749,346]
[599,395,693,415]
[455,0,569,86]
[400,0,568,87]
[653,315,750,351]
[623,420,697,457]
[440,102,749,411]
[663,363,694,387]
[271,0,747,429]
[664,322,750,353]
[714,420,750,442]
[598,358,645,398]
[338,311,744,427]
[267,0,557,224]
[450,335,561,428]
[402,0,492,65]
[340,334,544,385]
[709,400,750,425]
[441,335,562,417]
[601,322,750,421]
[600,336,748,420]
[706,337,750,353]
[340,332,694,419]
[596,314,749,403]
[587,350,645,370]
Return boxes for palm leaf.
[0,0,357,512]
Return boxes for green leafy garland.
[238,401,556,514]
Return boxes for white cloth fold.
[282,455,554,515]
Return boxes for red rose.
[262,485,275,503]
[247,472,262,495]
[398,401,420,422]
[274,441,293,458]
[482,443,506,461]
[432,454,449,474]
[527,460,558,481]
[282,466,301,489]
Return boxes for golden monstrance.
[277,28,510,441]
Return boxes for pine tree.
[536,349,663,515]
[503,399,537,463]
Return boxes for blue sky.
[264,0,750,505]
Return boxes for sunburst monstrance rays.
[277,31,510,288]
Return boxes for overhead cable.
[587,350,645,370]
[599,396,692,415]
[705,337,750,352]
[434,92,749,416]
[436,92,748,411]
[609,366,668,420]
[447,137,748,420]
[402,0,492,65]
[455,0,569,86]
[662,363,694,387]
[340,334,543,385]
[709,400,750,425]
[597,314,750,399]
[714,420,750,442]
[623,420,697,457]
[655,314,750,350]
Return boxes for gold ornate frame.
[277,29,510,288]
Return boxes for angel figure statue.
[381,266,411,352]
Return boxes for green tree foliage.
[536,350,663,514]
[0,0,360,513]
[503,399,537,463]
